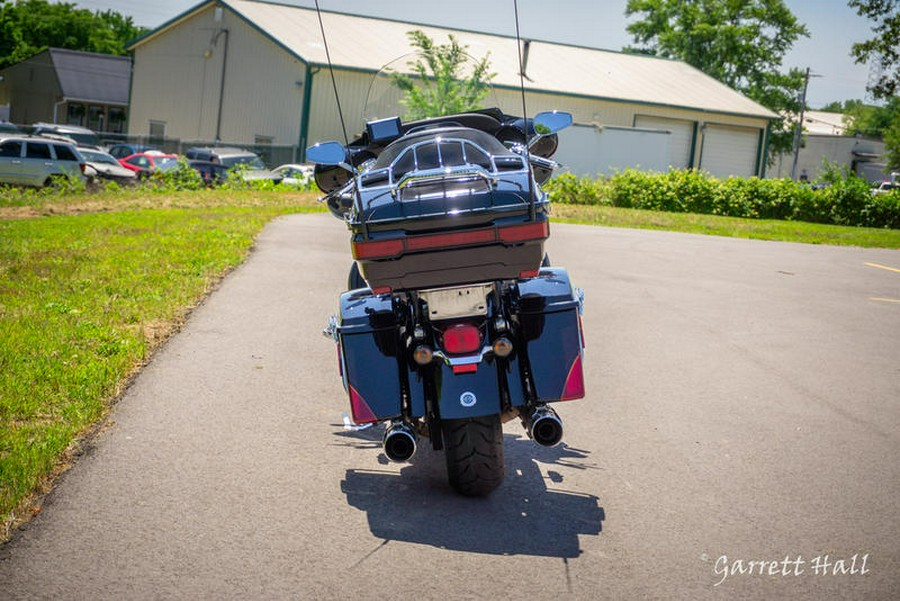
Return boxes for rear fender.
[433,360,502,420]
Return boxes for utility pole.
[790,67,811,181]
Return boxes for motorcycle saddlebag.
[336,289,403,424]
[516,267,585,403]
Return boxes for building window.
[88,106,104,132]
[67,104,86,126]
[149,120,166,144]
[108,108,126,133]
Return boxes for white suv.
[0,135,86,187]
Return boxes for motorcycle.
[311,99,585,497]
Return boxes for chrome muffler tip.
[524,405,564,447]
[383,421,418,462]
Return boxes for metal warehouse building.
[127,0,777,177]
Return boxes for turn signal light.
[412,344,433,365]
[492,337,513,358]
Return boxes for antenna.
[513,0,536,220]
[314,0,349,147]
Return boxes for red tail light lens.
[352,238,404,260]
[498,221,549,243]
[441,323,482,354]
[352,220,548,261]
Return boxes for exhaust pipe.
[523,405,563,447]
[383,421,417,462]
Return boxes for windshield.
[221,155,266,170]
[80,150,117,165]
[363,51,499,125]
[155,157,180,170]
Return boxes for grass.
[0,191,321,535]
[551,204,900,248]
[0,187,897,537]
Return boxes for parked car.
[183,147,282,183]
[108,143,157,159]
[188,160,230,186]
[870,181,896,196]
[118,151,181,178]
[273,163,314,187]
[0,121,22,135]
[0,135,85,187]
[77,147,138,185]
[30,123,100,148]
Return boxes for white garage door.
[634,115,695,169]
[699,125,760,178]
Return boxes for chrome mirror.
[532,111,573,137]
[306,141,353,171]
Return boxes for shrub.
[545,168,900,229]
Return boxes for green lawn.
[551,203,900,248]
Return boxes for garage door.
[634,116,695,169]
[699,125,760,178]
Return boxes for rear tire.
[441,415,505,497]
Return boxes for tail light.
[498,221,549,243]
[79,162,86,174]
[352,238,404,260]
[351,220,549,261]
[441,323,482,355]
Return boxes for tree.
[390,30,495,120]
[624,0,810,157]
[815,98,900,171]
[0,0,145,69]
[849,0,900,100]
[885,117,900,170]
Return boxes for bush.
[543,172,606,205]
[545,168,900,229]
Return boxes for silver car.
[77,147,138,185]
[0,135,86,187]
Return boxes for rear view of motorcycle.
[311,8,586,497]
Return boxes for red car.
[117,151,181,178]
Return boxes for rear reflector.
[442,323,482,354]
[348,385,378,423]
[452,364,478,374]
[560,355,585,401]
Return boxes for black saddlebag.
[515,267,585,403]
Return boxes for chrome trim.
[322,315,339,341]
[433,346,493,366]
[395,165,496,189]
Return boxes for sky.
[72,0,879,108]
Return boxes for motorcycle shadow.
[339,433,605,558]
